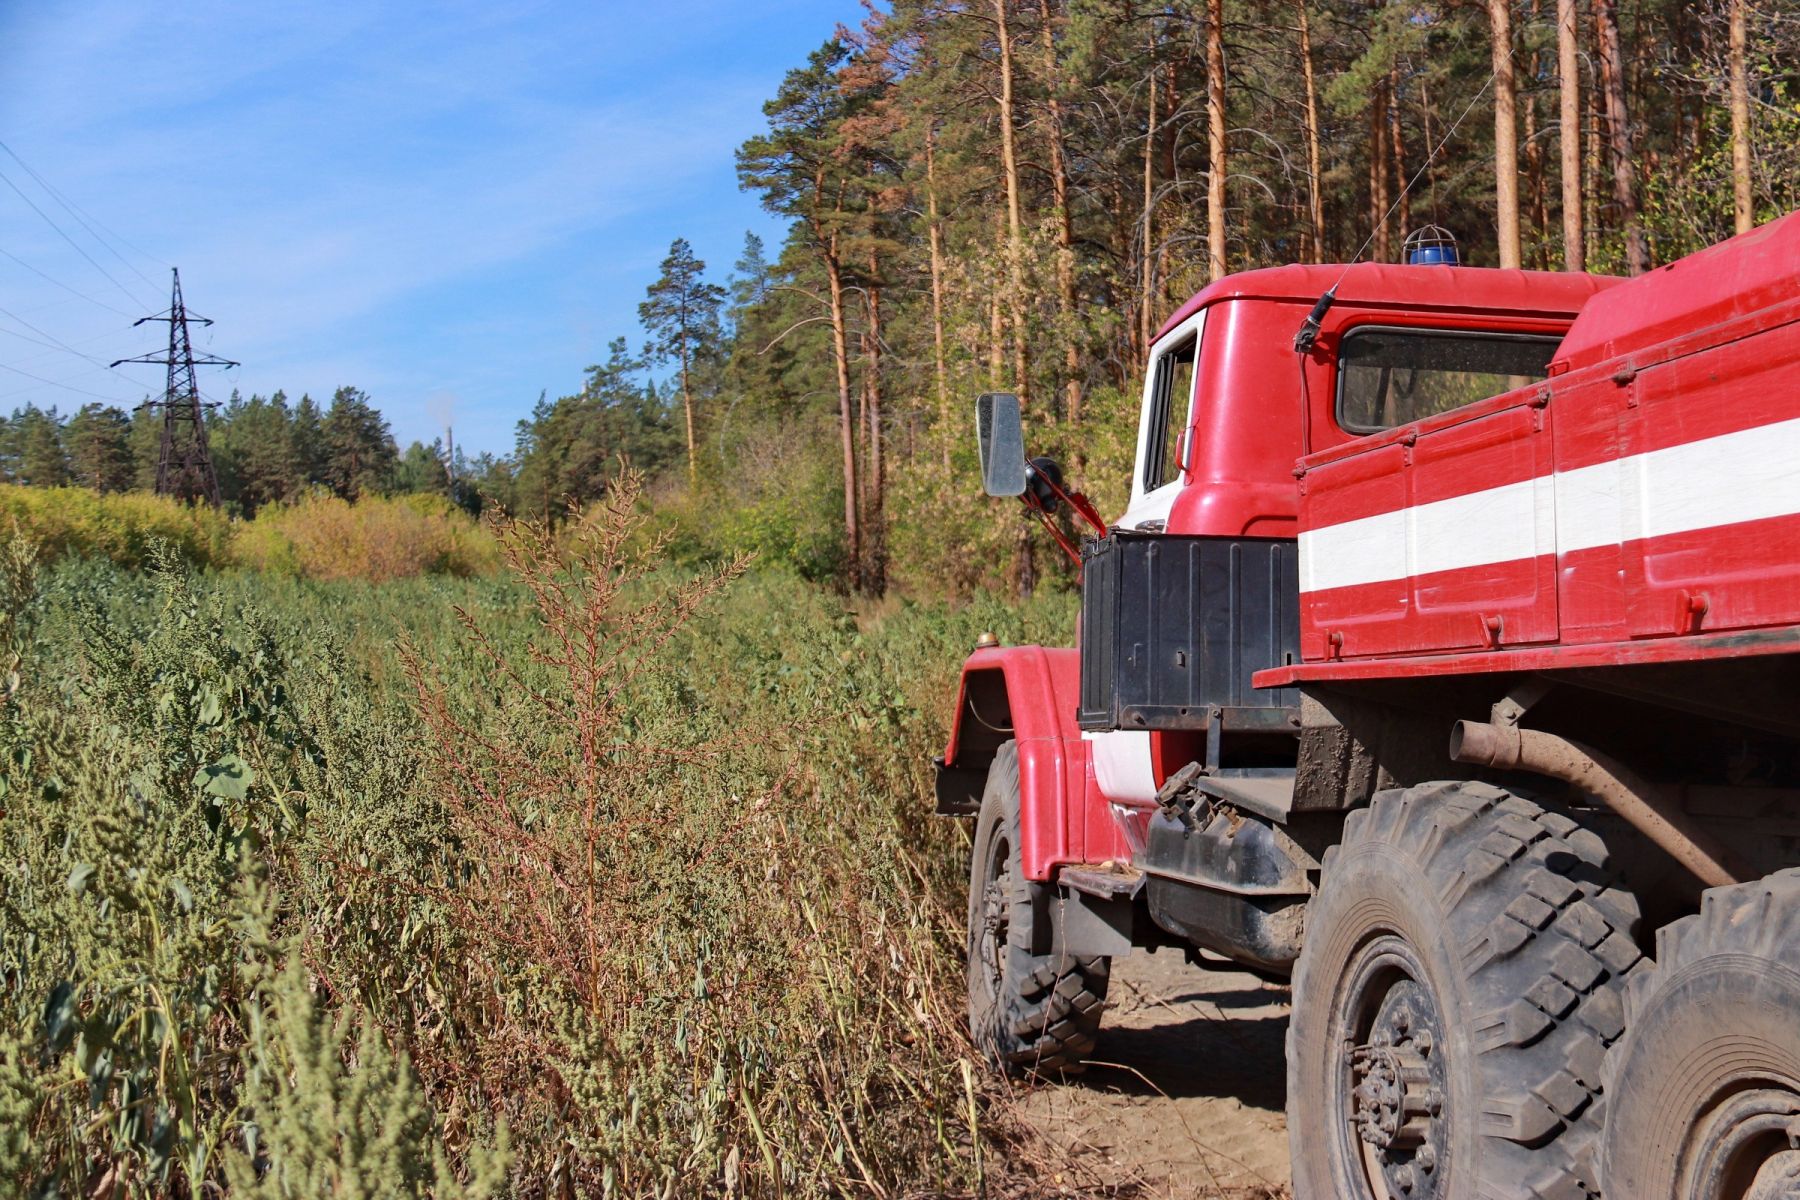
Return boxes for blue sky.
[0,0,864,454]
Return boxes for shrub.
[388,473,985,1195]
[234,492,499,581]
[0,483,233,569]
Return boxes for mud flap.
[1051,887,1139,959]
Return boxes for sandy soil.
[1017,947,1294,1199]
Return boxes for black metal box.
[1077,531,1301,732]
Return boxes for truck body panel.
[1263,211,1800,688]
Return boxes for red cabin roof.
[1155,261,1621,345]
[1554,209,1800,374]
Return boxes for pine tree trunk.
[1595,0,1648,272]
[989,225,1007,386]
[1370,84,1390,261]
[1037,0,1082,422]
[1729,0,1753,233]
[1298,1,1326,263]
[1206,0,1228,281]
[1558,0,1585,270]
[1524,0,1550,268]
[1491,0,1523,268]
[1586,20,1603,244]
[924,123,951,467]
[823,231,862,592]
[1140,26,1159,353]
[1390,66,1411,241]
[679,346,697,488]
[864,252,885,594]
[993,0,1030,405]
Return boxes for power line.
[0,359,139,405]
[0,139,166,291]
[0,243,138,318]
[0,304,133,377]
[0,162,151,310]
[0,365,147,406]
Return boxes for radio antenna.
[1295,69,1498,354]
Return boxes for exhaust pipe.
[1450,720,1747,889]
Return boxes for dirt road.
[1017,947,1293,1198]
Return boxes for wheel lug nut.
[1417,1145,1437,1173]
[1394,1164,1416,1192]
[1414,1030,1433,1054]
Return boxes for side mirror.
[976,392,1027,497]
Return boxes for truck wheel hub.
[1340,948,1449,1198]
[1351,1043,1434,1150]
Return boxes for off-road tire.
[966,740,1109,1076]
[1600,868,1800,1199]
[1288,781,1642,1200]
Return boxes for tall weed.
[1,490,1058,1195]
[0,540,505,1197]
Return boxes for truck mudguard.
[939,645,1129,880]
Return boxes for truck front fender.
[937,645,1128,880]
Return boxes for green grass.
[0,493,1076,1198]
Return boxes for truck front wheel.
[1287,782,1641,1200]
[1600,869,1800,1199]
[966,740,1109,1076]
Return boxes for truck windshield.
[1337,328,1561,432]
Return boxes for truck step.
[1060,863,1146,901]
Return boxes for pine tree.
[394,441,450,495]
[291,393,328,490]
[639,239,725,488]
[321,387,398,500]
[9,406,69,488]
[63,404,135,492]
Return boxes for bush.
[234,492,499,581]
[0,483,234,569]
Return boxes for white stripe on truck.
[1299,416,1800,594]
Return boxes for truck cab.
[944,213,1800,1200]
[943,261,1613,884]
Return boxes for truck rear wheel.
[1287,781,1641,1200]
[1600,869,1800,1200]
[966,740,1109,1076]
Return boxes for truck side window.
[1144,334,1198,491]
[1337,328,1562,432]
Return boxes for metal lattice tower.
[111,268,237,506]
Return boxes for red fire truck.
[941,213,1800,1199]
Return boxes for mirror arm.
[1029,506,1086,568]
[1019,468,1107,572]
[1025,468,1107,537]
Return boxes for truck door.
[1620,318,1800,639]
[1119,313,1202,531]
[1306,327,1563,656]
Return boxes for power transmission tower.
[111,268,237,506]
